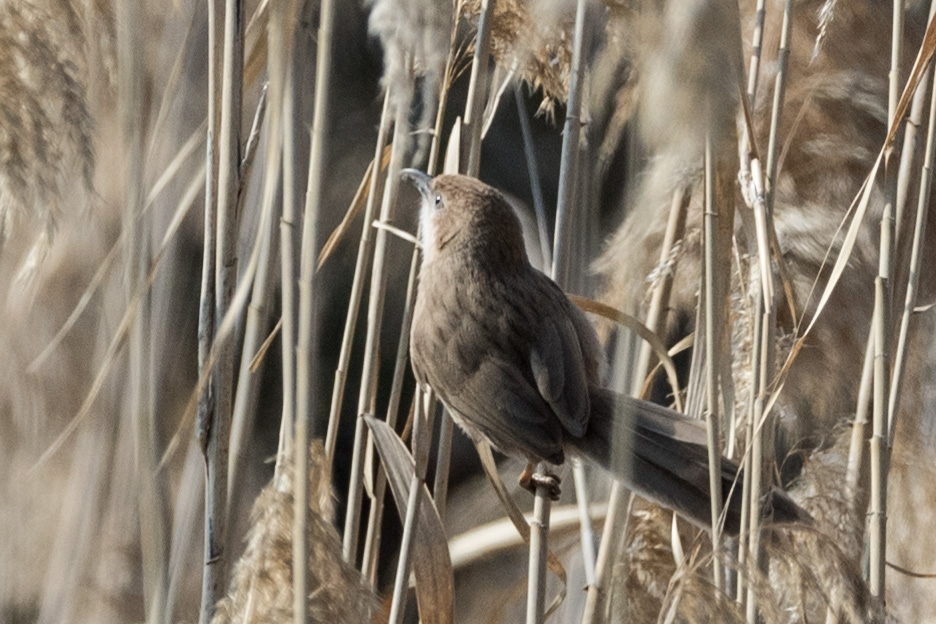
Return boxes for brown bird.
[404,171,806,535]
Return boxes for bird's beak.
[401,168,433,203]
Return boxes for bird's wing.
[437,354,566,465]
[529,313,591,438]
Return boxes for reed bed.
[2,1,936,623]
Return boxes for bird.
[403,170,808,535]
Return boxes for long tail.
[565,386,810,536]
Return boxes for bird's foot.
[519,462,561,501]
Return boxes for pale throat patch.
[419,197,437,263]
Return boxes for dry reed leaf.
[568,294,684,412]
[364,415,455,624]
[317,144,394,270]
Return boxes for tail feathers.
[567,387,811,535]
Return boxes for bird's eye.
[434,194,442,206]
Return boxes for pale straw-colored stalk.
[359,68,450,583]
[514,83,552,269]
[463,0,494,176]
[262,2,296,479]
[360,249,425,584]
[323,92,391,466]
[702,133,725,592]
[581,184,689,624]
[741,1,791,616]
[889,2,936,440]
[342,80,412,563]
[528,0,587,620]
[746,0,767,103]
[868,0,904,598]
[117,3,168,623]
[227,85,271,504]
[293,0,336,618]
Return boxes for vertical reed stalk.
[581,186,688,624]
[342,83,412,563]
[463,0,494,176]
[228,86,272,502]
[702,134,724,591]
[323,93,392,465]
[423,33,460,528]
[529,0,588,620]
[515,84,552,268]
[742,2,790,615]
[199,0,223,476]
[360,247,423,584]
[868,0,903,598]
[889,3,936,437]
[846,334,875,495]
[764,0,792,210]
[199,0,243,619]
[294,0,336,619]
[526,489,551,624]
[118,5,169,621]
[250,2,288,484]
[746,0,767,103]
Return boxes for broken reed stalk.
[118,3,169,622]
[342,83,411,563]
[294,0,336,619]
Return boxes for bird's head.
[401,171,527,268]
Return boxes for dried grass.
[461,0,576,114]
[0,0,102,273]
[211,442,378,624]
